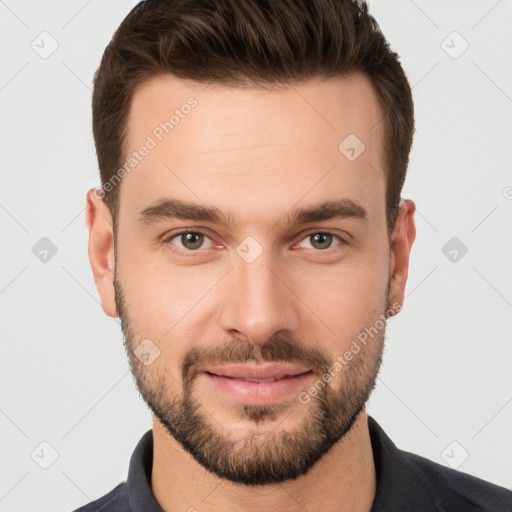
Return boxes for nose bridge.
[218,245,299,344]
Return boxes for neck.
[151,409,376,512]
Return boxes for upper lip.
[204,363,311,380]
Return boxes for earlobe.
[85,188,118,318]
[388,199,416,314]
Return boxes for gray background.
[1,0,511,510]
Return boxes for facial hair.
[114,273,388,486]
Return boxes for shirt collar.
[126,428,164,512]
[367,415,440,511]
[126,415,440,512]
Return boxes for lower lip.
[203,371,314,405]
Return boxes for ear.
[85,188,118,317]
[388,199,416,317]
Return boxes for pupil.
[313,233,331,249]
[184,233,202,249]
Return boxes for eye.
[163,230,215,252]
[162,229,345,254]
[296,231,344,251]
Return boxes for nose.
[218,251,300,346]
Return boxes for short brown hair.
[92,0,414,237]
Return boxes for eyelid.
[298,228,347,241]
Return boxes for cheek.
[117,227,389,350]
[290,257,388,341]
[119,257,218,350]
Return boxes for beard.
[114,273,388,486]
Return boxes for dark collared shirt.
[72,415,512,511]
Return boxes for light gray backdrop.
[1,1,511,511]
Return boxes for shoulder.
[402,449,512,511]
[71,482,128,512]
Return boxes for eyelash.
[161,229,345,255]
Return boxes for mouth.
[202,363,314,405]
[205,374,311,382]
[204,363,312,381]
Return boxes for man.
[77,0,512,511]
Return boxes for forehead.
[121,73,386,229]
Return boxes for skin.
[86,72,416,512]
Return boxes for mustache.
[181,335,333,388]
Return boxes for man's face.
[101,72,404,485]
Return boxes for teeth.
[242,374,288,383]
[243,378,276,383]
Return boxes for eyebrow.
[138,197,368,230]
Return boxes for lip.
[204,363,311,381]
[202,364,314,405]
